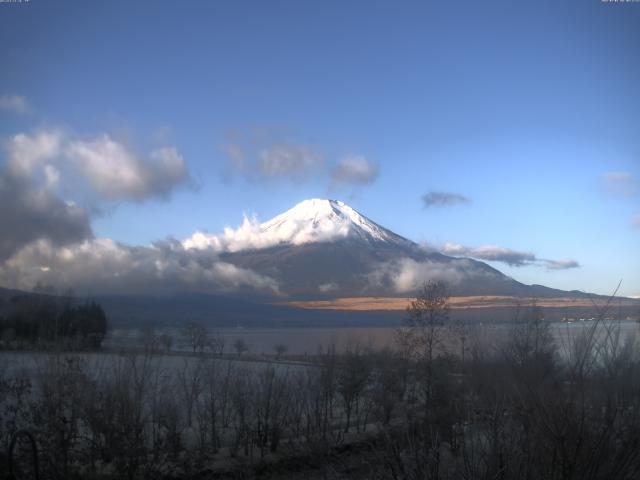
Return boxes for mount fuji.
[187,199,578,299]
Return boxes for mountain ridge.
[207,198,584,299]
[0,199,620,316]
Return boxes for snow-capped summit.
[261,198,413,247]
[183,198,414,252]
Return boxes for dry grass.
[279,296,640,311]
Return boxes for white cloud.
[43,164,60,189]
[368,258,466,294]
[331,155,379,186]
[221,128,379,189]
[318,282,339,293]
[258,144,322,181]
[544,259,580,270]
[4,130,190,202]
[0,129,192,263]
[633,215,640,229]
[0,94,30,114]
[222,129,323,183]
[0,237,280,296]
[67,135,189,201]
[148,146,190,191]
[184,215,277,252]
[183,214,351,252]
[6,130,63,177]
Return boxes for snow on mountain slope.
[183,199,415,252]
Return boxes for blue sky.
[0,0,638,297]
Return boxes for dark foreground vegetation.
[1,282,639,479]
[0,292,108,350]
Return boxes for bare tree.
[138,325,159,353]
[196,358,234,452]
[177,358,202,428]
[397,280,450,405]
[158,332,173,353]
[233,337,248,357]
[337,342,371,433]
[181,321,208,354]
[399,280,450,361]
[505,301,555,375]
[210,331,226,356]
[274,344,287,359]
[371,349,407,425]
[448,316,470,372]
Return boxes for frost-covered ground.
[0,349,310,380]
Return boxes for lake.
[104,320,640,356]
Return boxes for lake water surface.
[105,320,640,356]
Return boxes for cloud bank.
[183,211,353,252]
[183,216,284,252]
[0,173,92,261]
[0,238,280,296]
[1,127,276,296]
